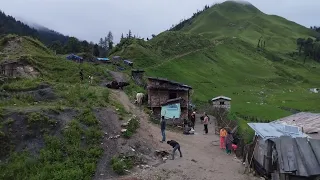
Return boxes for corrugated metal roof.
[147,77,192,89]
[272,137,320,177]
[272,112,320,138]
[247,123,307,139]
[211,96,231,101]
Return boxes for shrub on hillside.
[122,117,140,138]
[111,156,134,175]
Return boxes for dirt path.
[111,90,258,180]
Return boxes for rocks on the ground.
[140,165,151,169]
[121,129,127,133]
[109,135,120,139]
[154,150,170,157]
[191,159,197,163]
[121,122,128,127]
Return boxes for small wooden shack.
[147,77,192,121]
[211,96,231,110]
[247,123,320,180]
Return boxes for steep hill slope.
[111,1,320,121]
[174,1,317,52]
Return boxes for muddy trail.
[110,90,259,180]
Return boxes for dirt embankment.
[0,108,78,159]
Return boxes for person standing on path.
[79,69,84,82]
[160,116,166,143]
[219,128,227,149]
[190,110,196,129]
[225,131,234,155]
[203,113,209,134]
[167,140,182,160]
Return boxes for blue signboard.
[161,103,181,119]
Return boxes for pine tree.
[128,30,132,39]
[107,31,114,50]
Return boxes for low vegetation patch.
[111,155,134,175]
[111,100,127,120]
[0,109,103,180]
[123,117,140,138]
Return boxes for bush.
[123,117,140,138]
[111,156,134,175]
[79,109,98,126]
[27,112,55,125]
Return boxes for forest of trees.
[0,10,113,57]
[295,26,320,63]
[169,5,211,31]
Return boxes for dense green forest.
[0,10,116,57]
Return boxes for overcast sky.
[0,0,319,43]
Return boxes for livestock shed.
[147,77,192,122]
[247,123,320,180]
[272,112,320,139]
[211,96,231,110]
[66,54,83,63]
[112,56,121,61]
[123,60,133,67]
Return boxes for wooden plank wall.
[309,139,320,165]
[295,137,320,176]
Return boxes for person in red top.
[203,113,209,134]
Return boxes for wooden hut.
[211,96,231,110]
[247,123,320,180]
[147,77,192,121]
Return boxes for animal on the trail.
[117,81,129,90]
[105,81,129,90]
[135,92,144,105]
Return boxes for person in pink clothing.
[203,113,209,134]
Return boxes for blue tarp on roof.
[66,54,83,60]
[97,58,110,61]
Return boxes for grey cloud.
[0,0,319,43]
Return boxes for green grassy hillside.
[111,1,320,121]
[0,35,114,179]
[179,1,316,52]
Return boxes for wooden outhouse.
[211,96,231,110]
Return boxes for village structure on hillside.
[246,112,320,180]
[146,77,192,124]
[211,95,231,110]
